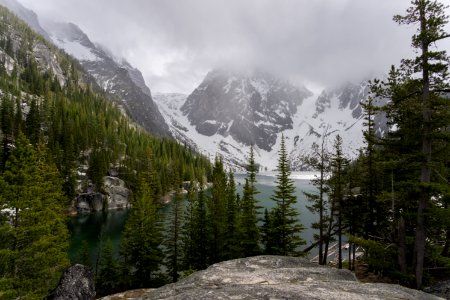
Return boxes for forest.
[0,0,450,298]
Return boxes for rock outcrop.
[102,256,442,300]
[74,176,131,213]
[48,264,95,300]
[425,280,450,300]
[75,192,105,213]
[104,176,131,210]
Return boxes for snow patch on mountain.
[52,39,99,62]
[155,75,370,171]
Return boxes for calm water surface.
[68,172,319,263]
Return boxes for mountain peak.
[181,68,312,152]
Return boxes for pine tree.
[327,135,350,269]
[164,187,184,283]
[393,0,450,288]
[261,208,275,254]
[223,171,242,259]
[191,185,209,270]
[239,146,261,257]
[208,156,227,263]
[270,135,305,256]
[364,0,450,287]
[0,133,69,298]
[302,127,331,265]
[96,239,119,296]
[25,97,40,145]
[360,95,380,238]
[120,179,164,288]
[181,181,196,270]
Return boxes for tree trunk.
[441,228,450,257]
[414,3,431,289]
[323,200,335,265]
[398,216,407,274]
[318,145,325,265]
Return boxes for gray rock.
[181,69,312,151]
[48,264,95,300]
[104,176,130,210]
[76,192,105,213]
[126,256,441,300]
[425,280,450,299]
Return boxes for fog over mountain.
[18,0,449,94]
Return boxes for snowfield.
[154,86,367,172]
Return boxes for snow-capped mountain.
[156,70,375,171]
[181,69,313,151]
[41,20,170,137]
[0,0,170,137]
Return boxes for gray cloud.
[19,0,450,93]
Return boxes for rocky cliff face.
[181,69,312,151]
[156,72,382,170]
[99,256,441,300]
[75,176,131,214]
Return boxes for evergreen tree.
[164,187,184,283]
[239,146,261,257]
[359,0,450,287]
[269,135,305,256]
[190,185,209,270]
[0,134,69,298]
[223,171,242,259]
[96,239,119,296]
[261,208,275,254]
[303,128,331,265]
[208,156,227,263]
[120,179,164,288]
[25,97,40,145]
[360,95,381,238]
[393,0,450,288]
[77,240,91,267]
[327,135,350,269]
[181,181,196,270]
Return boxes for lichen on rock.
[101,256,442,300]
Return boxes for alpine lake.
[68,172,319,264]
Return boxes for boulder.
[107,256,441,300]
[48,264,95,300]
[75,192,104,213]
[425,280,450,299]
[104,176,130,210]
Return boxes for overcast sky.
[18,0,450,94]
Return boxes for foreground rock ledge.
[100,255,442,300]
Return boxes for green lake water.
[68,172,318,264]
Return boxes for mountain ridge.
[0,0,171,137]
[156,69,376,171]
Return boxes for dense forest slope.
[0,6,210,298]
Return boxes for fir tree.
[208,156,227,263]
[190,186,209,270]
[0,134,69,298]
[302,127,331,265]
[120,179,164,288]
[96,239,119,296]
[223,171,242,259]
[327,135,349,269]
[164,187,184,283]
[181,181,196,270]
[239,146,261,257]
[269,135,305,256]
[393,0,450,288]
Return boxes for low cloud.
[19,0,449,93]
